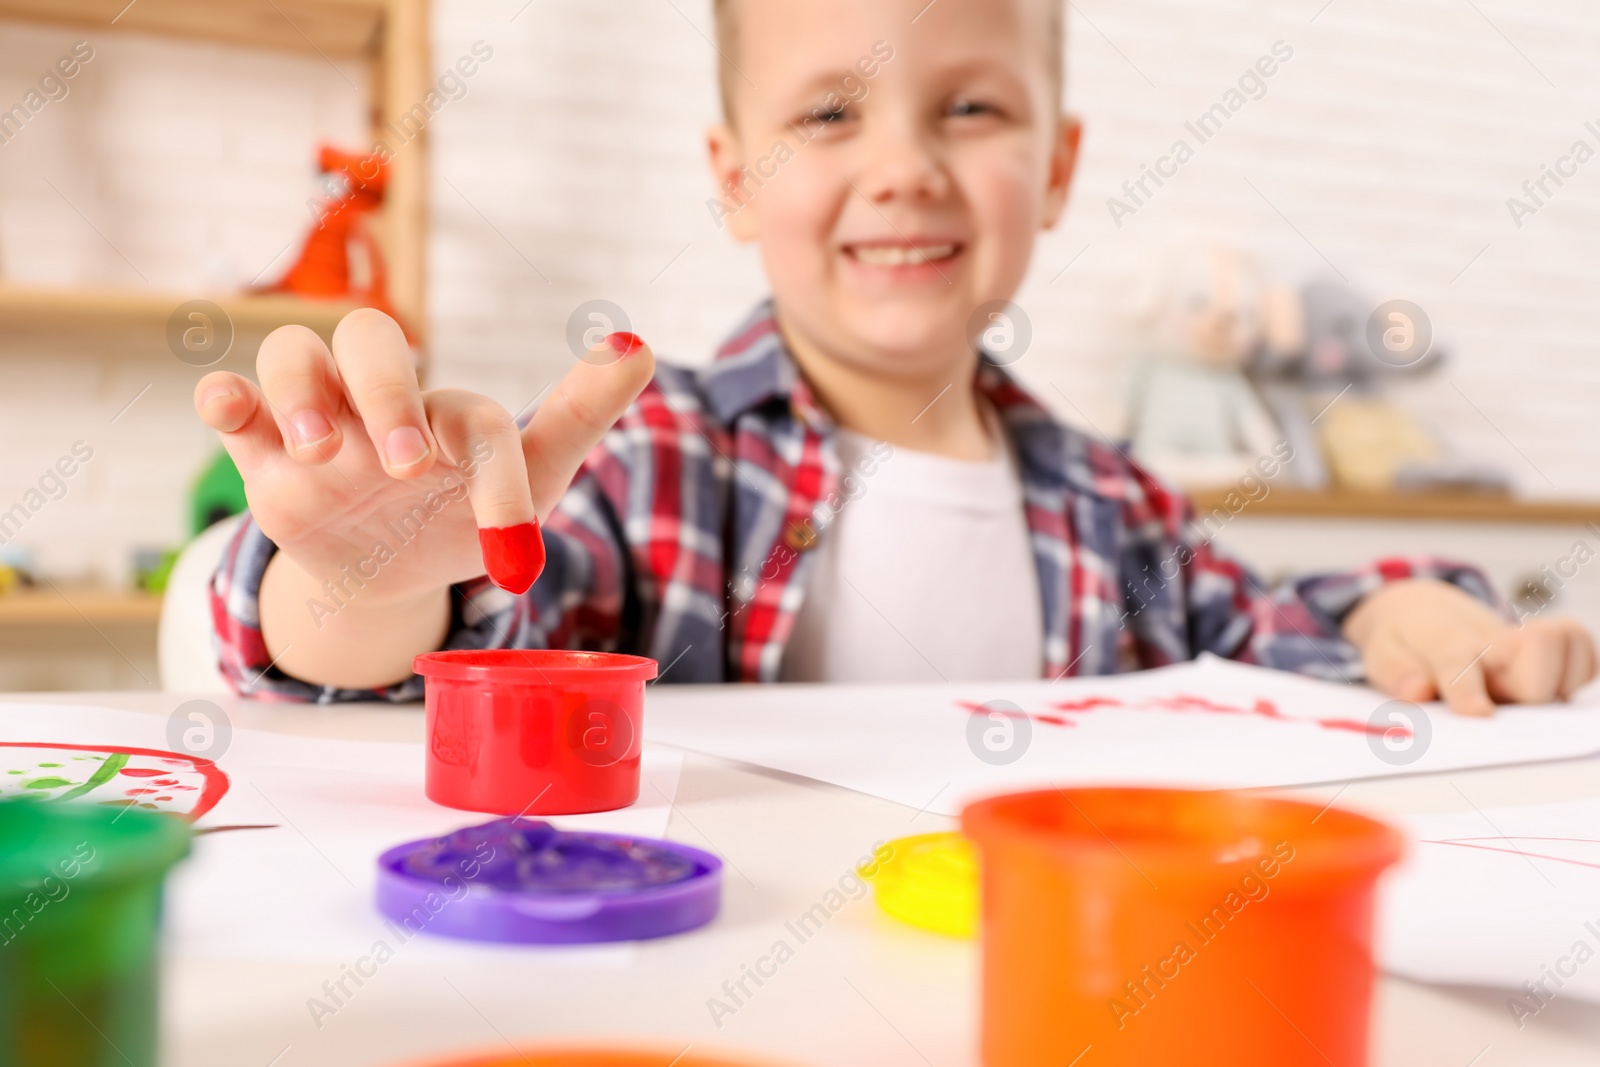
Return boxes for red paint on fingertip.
[606,332,644,358]
[479,521,546,595]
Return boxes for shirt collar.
[977,362,1130,503]
[701,300,813,425]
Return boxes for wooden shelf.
[0,0,386,57]
[0,588,162,625]
[0,285,360,341]
[0,0,430,345]
[1189,487,1600,525]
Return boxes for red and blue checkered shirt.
[210,301,1495,701]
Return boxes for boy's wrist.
[262,551,452,616]
[258,552,453,690]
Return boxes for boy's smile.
[708,0,1079,423]
[840,236,966,284]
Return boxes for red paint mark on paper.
[958,691,1402,738]
[119,767,166,778]
[1055,697,1123,712]
[959,701,1021,718]
[1421,837,1600,871]
[1052,693,1400,739]
[1314,718,1387,736]
[958,700,1076,729]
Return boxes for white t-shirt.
[779,424,1044,684]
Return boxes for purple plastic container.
[375,818,722,944]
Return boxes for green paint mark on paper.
[24,777,74,790]
[56,752,128,802]
[38,762,61,768]
[6,769,21,775]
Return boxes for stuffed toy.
[1125,243,1299,489]
[1252,281,1506,493]
[261,145,411,339]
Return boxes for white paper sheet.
[1380,797,1600,1009]
[0,702,683,964]
[645,656,1600,816]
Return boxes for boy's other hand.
[193,309,655,609]
[1342,578,1597,716]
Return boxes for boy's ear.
[705,123,761,242]
[1041,115,1083,230]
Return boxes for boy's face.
[709,0,1079,379]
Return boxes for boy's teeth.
[851,244,955,266]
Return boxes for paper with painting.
[0,702,682,966]
[1380,796,1600,1007]
[645,655,1600,816]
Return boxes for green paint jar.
[0,799,191,1067]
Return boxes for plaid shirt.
[211,301,1495,702]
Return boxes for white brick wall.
[0,22,365,583]
[428,0,1600,500]
[3,0,1600,591]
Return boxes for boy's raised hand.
[193,309,653,687]
[1342,578,1597,716]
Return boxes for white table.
[18,691,1600,1067]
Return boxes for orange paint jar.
[962,788,1403,1067]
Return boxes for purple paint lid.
[374,818,722,944]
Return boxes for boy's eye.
[796,101,853,131]
[947,98,997,119]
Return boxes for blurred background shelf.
[0,587,161,690]
[1189,488,1600,526]
[0,285,360,340]
[0,0,428,343]
[0,587,162,625]
[0,0,428,690]
[0,0,388,55]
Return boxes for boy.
[197,0,1593,713]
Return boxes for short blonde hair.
[712,0,1065,122]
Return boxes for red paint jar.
[414,650,657,816]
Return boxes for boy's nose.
[854,125,951,204]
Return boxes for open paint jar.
[414,650,657,816]
[0,799,191,1067]
[963,788,1403,1067]
[375,817,721,943]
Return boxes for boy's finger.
[1483,625,1561,706]
[193,372,284,475]
[424,390,536,530]
[1559,622,1598,699]
[1432,650,1495,717]
[329,309,439,479]
[1360,630,1434,702]
[256,324,346,464]
[522,333,655,516]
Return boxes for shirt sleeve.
[209,463,634,703]
[1117,467,1502,683]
